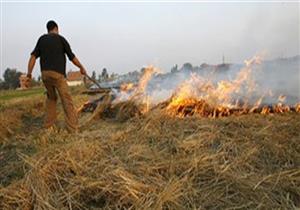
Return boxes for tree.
[91,71,96,80]
[3,68,22,89]
[101,68,108,80]
[171,64,178,73]
[0,79,7,90]
[182,63,193,71]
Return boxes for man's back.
[27,20,87,132]
[31,33,75,76]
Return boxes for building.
[66,71,84,86]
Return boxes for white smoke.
[106,55,299,107]
[142,55,300,106]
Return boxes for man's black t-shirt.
[31,33,75,77]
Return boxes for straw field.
[0,87,300,209]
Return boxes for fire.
[137,66,159,93]
[80,55,300,118]
[166,98,300,118]
[168,56,261,110]
[165,56,299,117]
[296,104,300,112]
[278,95,286,103]
[120,83,135,92]
[136,66,159,113]
[114,66,159,113]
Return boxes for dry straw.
[1,103,300,209]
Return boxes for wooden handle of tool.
[85,74,102,89]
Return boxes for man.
[27,20,87,132]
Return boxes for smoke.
[138,55,300,106]
[252,55,300,104]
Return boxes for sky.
[1,1,299,78]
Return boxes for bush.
[2,68,22,89]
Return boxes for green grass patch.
[0,87,45,101]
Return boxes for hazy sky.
[1,1,299,78]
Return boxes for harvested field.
[0,88,300,209]
[2,1,300,208]
[1,59,300,209]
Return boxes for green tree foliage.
[182,63,193,71]
[2,68,22,89]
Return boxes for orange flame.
[168,56,261,110]
[165,56,299,117]
[81,56,300,117]
[120,83,134,92]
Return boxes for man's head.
[46,20,58,34]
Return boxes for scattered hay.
[80,97,143,128]
[1,88,300,209]
[1,112,300,209]
[112,100,142,122]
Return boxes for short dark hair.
[46,20,58,32]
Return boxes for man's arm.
[28,36,41,78]
[72,57,87,75]
[27,55,36,78]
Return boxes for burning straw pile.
[78,57,300,122]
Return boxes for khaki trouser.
[41,70,78,132]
